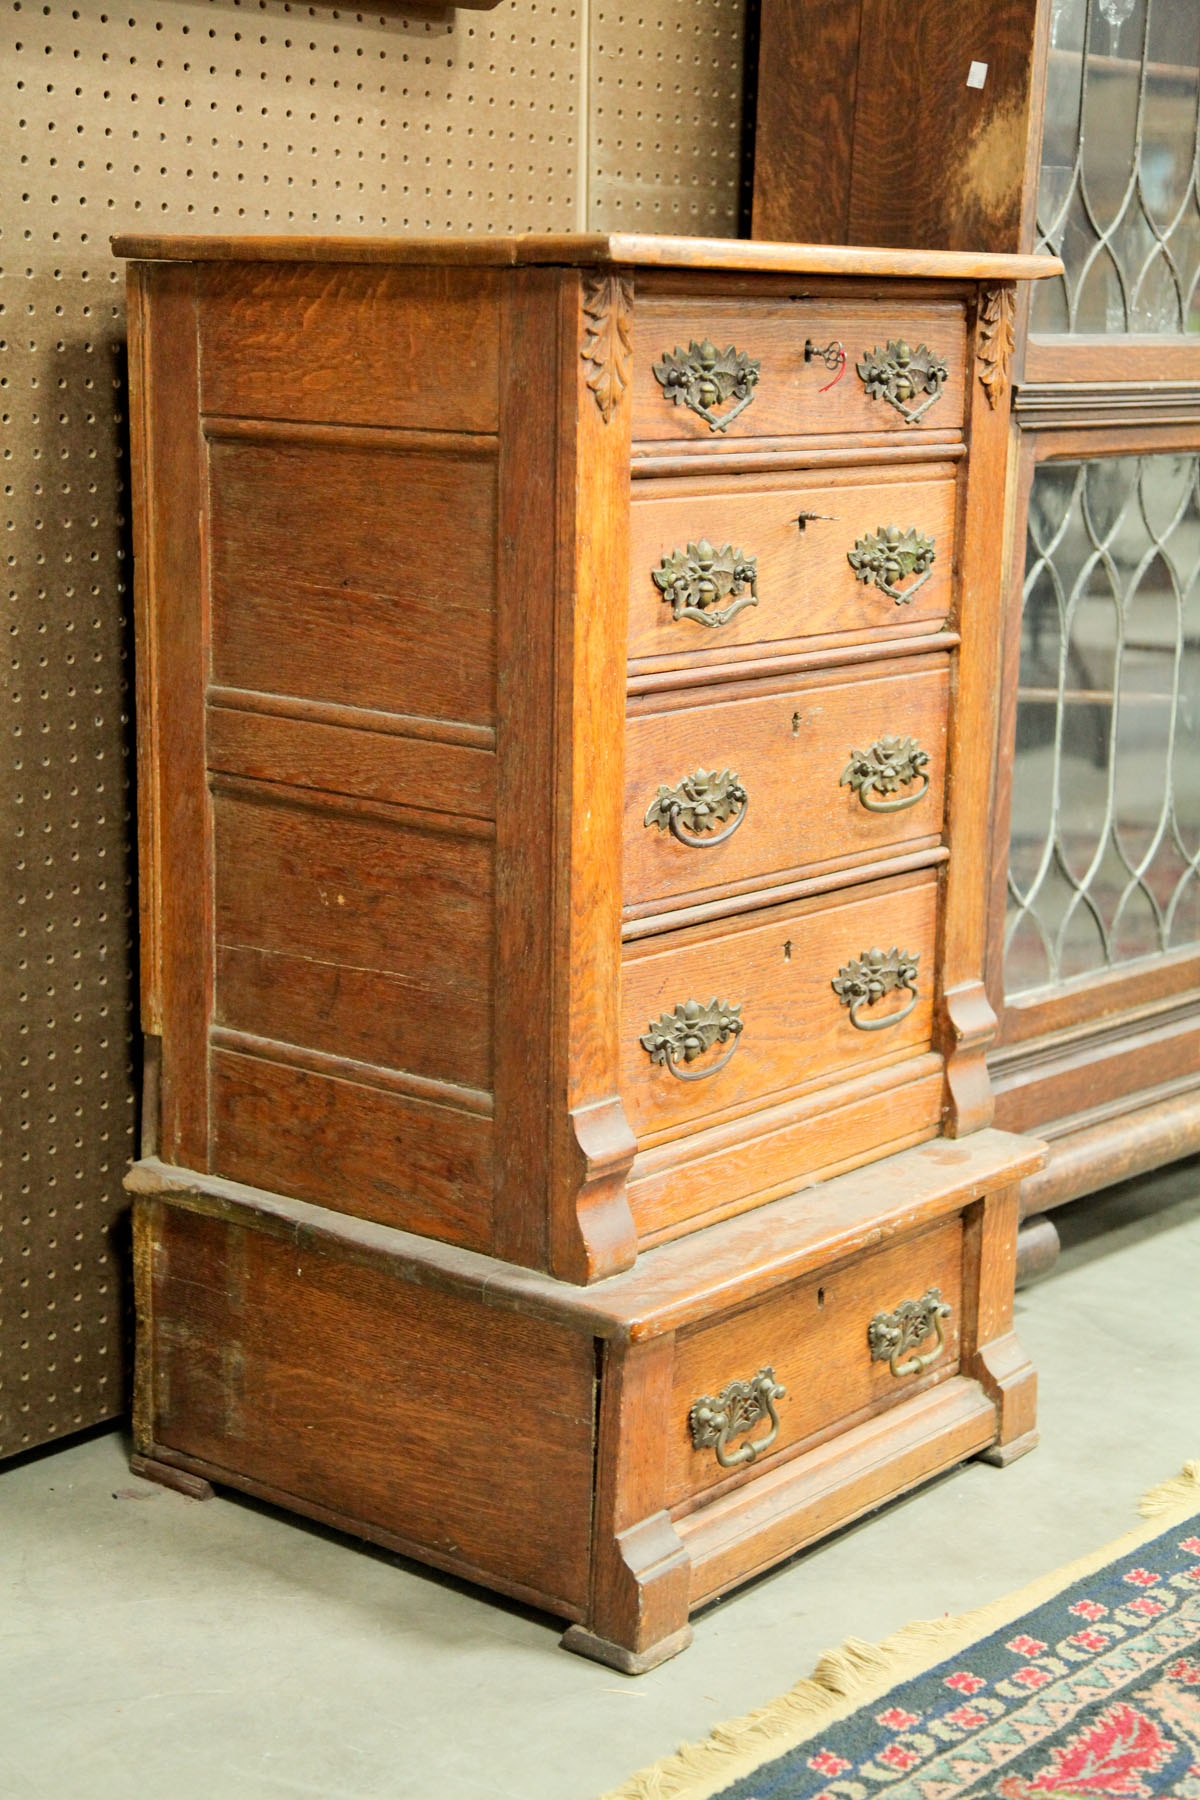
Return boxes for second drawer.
[625,658,949,910]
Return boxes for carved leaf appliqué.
[581,273,634,423]
[978,285,1016,409]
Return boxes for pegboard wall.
[0,0,747,1459]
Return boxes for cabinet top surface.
[110,230,1061,283]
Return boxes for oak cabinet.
[118,232,1054,1668]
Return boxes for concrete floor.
[3,1161,1198,1800]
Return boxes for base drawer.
[667,1215,963,1506]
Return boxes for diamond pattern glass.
[1005,454,1200,995]
[1035,0,1200,333]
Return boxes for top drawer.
[632,298,967,445]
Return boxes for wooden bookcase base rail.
[128,1129,1042,1668]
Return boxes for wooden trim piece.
[201,417,499,454]
[626,631,961,697]
[992,1007,1200,1138]
[113,231,1063,282]
[127,267,162,1036]
[959,1185,1036,1452]
[124,1128,1044,1343]
[138,262,212,1169]
[132,1444,587,1623]
[1023,337,1200,387]
[543,271,639,1283]
[630,439,969,480]
[206,687,495,750]
[490,269,560,1273]
[1018,1083,1200,1217]
[621,846,949,942]
[997,948,1200,1050]
[208,1026,495,1119]
[1015,381,1200,432]
[130,1196,157,1456]
[583,1335,692,1659]
[984,427,1039,1024]
[936,288,1014,1134]
[207,770,496,842]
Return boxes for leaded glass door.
[988,0,1200,1214]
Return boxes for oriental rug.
[601,1462,1200,1800]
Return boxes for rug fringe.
[598,1460,1200,1800]
[1139,1459,1200,1519]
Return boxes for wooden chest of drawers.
[116,232,1057,1670]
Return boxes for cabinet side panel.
[144,1200,594,1611]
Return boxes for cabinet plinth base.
[978,1428,1040,1468]
[130,1452,215,1500]
[561,1623,695,1674]
[126,1128,1042,1668]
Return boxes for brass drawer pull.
[653,339,761,432]
[868,1288,952,1378]
[653,540,758,628]
[856,339,948,425]
[847,525,936,605]
[832,947,920,1031]
[645,769,749,848]
[841,735,930,813]
[640,998,743,1082]
[689,1367,786,1469]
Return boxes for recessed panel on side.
[207,438,497,726]
[198,263,503,433]
[212,782,493,1092]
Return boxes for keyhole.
[791,711,802,736]
[783,939,792,962]
[817,1287,826,1309]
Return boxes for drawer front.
[667,1216,963,1506]
[625,661,948,910]
[632,299,967,444]
[620,872,938,1141]
[629,475,956,667]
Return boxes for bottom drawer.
[667,1215,963,1507]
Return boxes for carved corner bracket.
[977,285,1017,410]
[581,272,634,423]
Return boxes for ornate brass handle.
[856,339,948,425]
[689,1368,786,1469]
[868,1289,952,1378]
[841,736,930,813]
[653,540,758,628]
[640,998,743,1082]
[645,769,749,848]
[653,339,761,432]
[832,947,920,1031]
[847,526,936,605]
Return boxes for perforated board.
[0,0,748,1459]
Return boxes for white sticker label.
[967,60,988,89]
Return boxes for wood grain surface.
[207,436,498,727]
[621,871,939,1142]
[667,1215,962,1504]
[624,657,948,907]
[632,297,967,442]
[145,1201,595,1610]
[629,469,957,666]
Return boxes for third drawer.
[625,655,948,912]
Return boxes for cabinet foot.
[130,1452,215,1500]
[978,1427,1040,1468]
[561,1622,693,1674]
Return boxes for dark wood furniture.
[117,231,1055,1669]
[750,0,1200,1275]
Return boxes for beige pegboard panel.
[0,0,750,1459]
[587,0,747,235]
